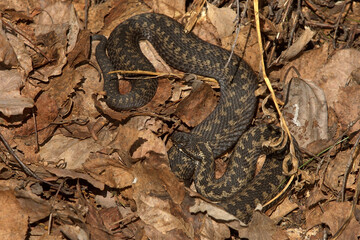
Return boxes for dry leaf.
[83,157,134,189]
[282,47,360,132]
[306,201,360,239]
[283,77,329,148]
[114,124,167,159]
[0,69,34,118]
[270,198,299,223]
[0,188,28,240]
[132,162,193,238]
[198,217,230,240]
[40,135,103,170]
[14,189,51,223]
[189,198,239,222]
[237,211,289,239]
[6,33,33,75]
[222,24,260,70]
[0,27,19,67]
[44,167,105,190]
[279,27,316,62]
[207,3,237,38]
[175,83,218,127]
[59,225,89,240]
[146,0,185,18]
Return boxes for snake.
[93,13,296,224]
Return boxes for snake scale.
[93,13,294,223]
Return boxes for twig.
[333,0,353,48]
[224,0,242,69]
[316,116,360,175]
[32,110,39,153]
[84,0,89,30]
[333,153,360,239]
[0,132,72,194]
[2,18,51,62]
[254,0,299,176]
[341,132,360,201]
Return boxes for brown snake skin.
[93,13,297,223]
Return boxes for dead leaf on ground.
[30,1,79,81]
[0,27,19,67]
[113,123,167,159]
[237,211,289,239]
[0,69,34,118]
[306,201,360,240]
[59,225,89,240]
[83,157,134,189]
[6,33,33,76]
[132,159,191,238]
[207,3,237,38]
[222,24,260,70]
[0,187,28,240]
[189,197,239,222]
[270,197,299,223]
[279,27,316,62]
[175,83,218,127]
[44,167,105,190]
[198,217,231,240]
[281,47,360,132]
[305,188,328,208]
[333,85,360,133]
[40,134,104,170]
[14,91,58,143]
[283,77,329,149]
[146,0,186,18]
[14,188,51,223]
[323,150,357,192]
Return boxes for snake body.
[94,13,291,223]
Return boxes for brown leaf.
[323,150,350,192]
[207,3,237,38]
[189,198,238,222]
[14,189,51,223]
[40,135,104,170]
[0,69,34,118]
[270,198,299,223]
[14,91,58,143]
[281,47,360,132]
[198,217,231,240]
[0,28,19,67]
[45,65,83,108]
[146,0,185,18]
[59,225,89,240]
[279,27,316,62]
[307,201,360,239]
[305,188,327,208]
[0,188,28,240]
[175,83,218,127]
[6,31,33,75]
[237,211,289,239]
[83,157,134,189]
[44,167,105,190]
[333,85,360,133]
[67,30,91,68]
[132,159,192,238]
[283,77,329,149]
[113,123,167,159]
[221,25,259,70]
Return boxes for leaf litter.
[0,0,360,239]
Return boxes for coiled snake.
[93,13,294,223]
